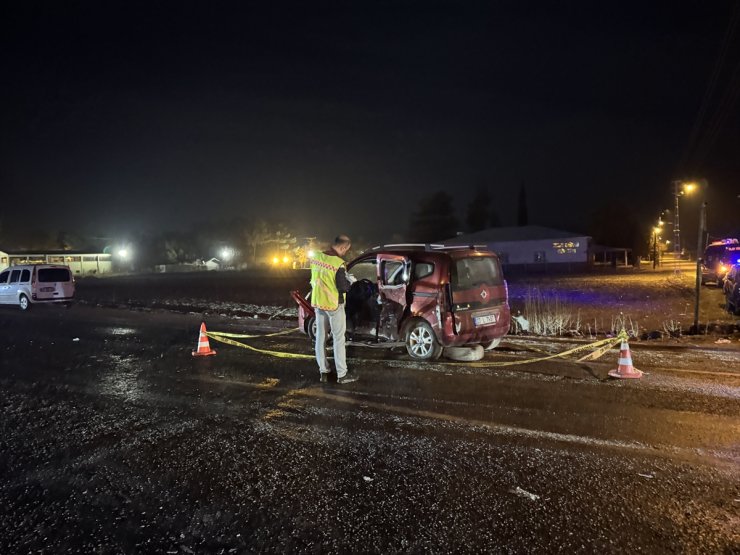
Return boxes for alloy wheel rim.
[410,326,433,357]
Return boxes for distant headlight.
[272,257,279,264]
[283,256,290,263]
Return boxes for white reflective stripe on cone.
[618,358,633,365]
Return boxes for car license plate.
[40,287,55,292]
[473,313,498,327]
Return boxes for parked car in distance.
[723,263,740,315]
[0,264,75,310]
[292,244,511,360]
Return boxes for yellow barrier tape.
[205,327,630,368]
[207,328,299,339]
[206,332,315,360]
[462,335,623,367]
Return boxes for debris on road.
[511,486,540,501]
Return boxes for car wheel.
[444,345,485,361]
[19,294,30,311]
[481,337,502,351]
[306,316,317,341]
[405,319,442,360]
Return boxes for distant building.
[442,226,592,271]
[0,249,113,275]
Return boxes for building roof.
[443,225,590,244]
[0,249,110,256]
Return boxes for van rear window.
[38,268,71,283]
[452,257,502,289]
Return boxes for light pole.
[671,180,697,265]
[693,200,707,331]
[651,219,664,270]
[689,179,708,332]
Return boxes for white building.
[0,249,113,275]
[442,226,592,271]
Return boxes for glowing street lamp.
[652,226,662,269]
[220,247,234,261]
[671,180,698,261]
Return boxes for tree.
[244,220,270,264]
[466,186,491,232]
[517,182,528,226]
[409,191,459,242]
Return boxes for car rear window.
[452,257,503,289]
[38,268,71,283]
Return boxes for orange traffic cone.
[192,322,217,357]
[608,340,642,379]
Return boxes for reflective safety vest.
[309,251,345,311]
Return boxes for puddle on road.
[95,354,146,401]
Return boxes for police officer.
[309,234,357,384]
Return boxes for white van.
[0,264,75,310]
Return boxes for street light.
[671,180,698,262]
[220,247,234,261]
[651,223,664,270]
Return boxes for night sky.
[2,1,739,246]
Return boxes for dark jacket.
[326,248,352,305]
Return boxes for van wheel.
[405,319,442,360]
[305,316,317,341]
[481,337,502,350]
[19,294,31,311]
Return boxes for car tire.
[444,344,485,361]
[19,294,31,311]
[404,319,442,360]
[306,316,317,341]
[481,337,502,351]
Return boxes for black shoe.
[337,374,358,384]
[320,373,329,383]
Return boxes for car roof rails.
[366,243,490,252]
[367,243,445,252]
[431,244,489,251]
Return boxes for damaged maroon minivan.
[291,244,510,360]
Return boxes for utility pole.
[672,180,682,262]
[693,202,707,332]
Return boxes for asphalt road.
[1,305,738,553]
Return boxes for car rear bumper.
[31,295,75,303]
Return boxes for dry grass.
[508,270,738,338]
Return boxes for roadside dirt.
[73,268,739,343]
